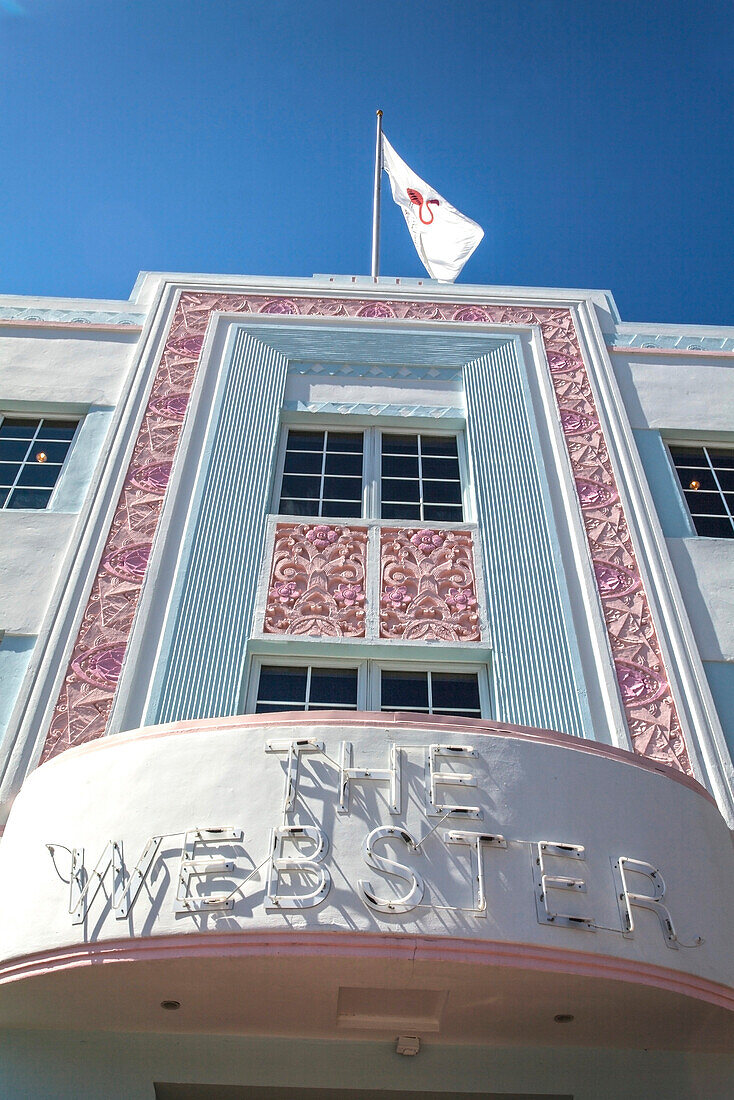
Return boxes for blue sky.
[0,0,732,325]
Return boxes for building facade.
[0,272,732,1098]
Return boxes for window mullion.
[319,433,328,518]
[426,670,433,715]
[368,428,379,520]
[304,665,313,710]
[417,432,424,522]
[8,422,39,498]
[704,447,733,522]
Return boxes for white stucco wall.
[283,372,465,411]
[2,717,729,988]
[0,512,77,634]
[611,353,734,432]
[666,538,734,661]
[0,327,139,407]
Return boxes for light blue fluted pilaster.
[152,331,288,723]
[464,345,589,737]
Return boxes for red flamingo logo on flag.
[407,188,440,224]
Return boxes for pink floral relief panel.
[380,528,481,642]
[264,523,368,638]
[40,289,692,778]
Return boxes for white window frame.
[665,439,734,539]
[273,426,367,520]
[244,655,491,719]
[270,422,474,523]
[0,413,82,512]
[245,655,369,713]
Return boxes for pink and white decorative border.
[41,291,692,775]
[2,929,731,1011]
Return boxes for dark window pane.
[424,504,463,522]
[321,499,362,518]
[284,449,322,475]
[382,478,420,503]
[7,487,53,509]
[287,430,324,451]
[381,670,429,710]
[0,418,39,439]
[691,515,734,538]
[0,439,31,463]
[258,666,307,704]
[421,435,459,458]
[281,474,320,499]
[715,469,734,492]
[326,432,363,453]
[675,467,716,492]
[17,463,62,489]
[707,449,734,469]
[382,454,419,479]
[255,702,303,713]
[432,672,480,712]
[323,476,362,501]
[27,440,69,464]
[382,502,421,520]
[422,456,460,481]
[37,420,78,440]
[382,434,418,457]
[309,667,358,707]
[423,479,462,505]
[279,498,316,516]
[0,488,8,507]
[324,450,362,477]
[669,446,706,466]
[724,494,734,515]
[0,462,18,485]
[685,490,726,516]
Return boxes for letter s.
[358,826,424,914]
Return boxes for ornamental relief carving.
[380,528,480,642]
[41,288,692,779]
[264,524,368,638]
[263,523,482,644]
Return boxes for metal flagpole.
[371,110,383,278]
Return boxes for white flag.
[381,135,484,283]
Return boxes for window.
[250,661,485,718]
[255,664,359,712]
[381,433,463,522]
[669,444,734,539]
[278,429,364,518]
[276,426,466,522]
[0,417,77,510]
[380,669,481,718]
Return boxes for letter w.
[67,837,162,925]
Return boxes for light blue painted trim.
[464,344,589,738]
[50,407,115,514]
[282,400,464,419]
[289,362,463,380]
[608,333,734,352]
[242,325,506,368]
[0,636,35,748]
[703,662,734,763]
[0,306,145,326]
[632,430,694,539]
[151,331,289,724]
